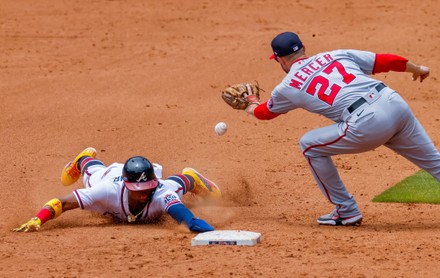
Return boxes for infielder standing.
[234,32,440,226]
[13,147,221,232]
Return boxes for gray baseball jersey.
[266,49,440,217]
[269,50,379,121]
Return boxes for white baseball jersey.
[73,163,185,223]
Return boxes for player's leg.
[182,168,221,199]
[61,147,97,186]
[385,107,440,181]
[60,147,110,188]
[300,90,429,225]
[164,169,222,199]
[161,174,192,199]
[79,157,108,188]
[300,124,363,225]
[300,106,400,224]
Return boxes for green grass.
[372,170,440,204]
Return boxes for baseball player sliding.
[13,147,221,232]
[222,31,440,226]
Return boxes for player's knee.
[299,133,314,153]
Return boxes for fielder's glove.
[221,81,262,110]
[12,217,42,232]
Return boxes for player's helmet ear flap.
[123,156,158,191]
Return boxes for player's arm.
[373,54,430,82]
[12,193,79,232]
[245,101,281,120]
[167,203,214,233]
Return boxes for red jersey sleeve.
[373,54,408,74]
[253,101,280,120]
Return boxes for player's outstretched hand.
[12,217,42,232]
[412,65,430,82]
[188,217,214,233]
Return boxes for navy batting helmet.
[122,156,158,191]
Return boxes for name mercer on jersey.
[289,53,334,89]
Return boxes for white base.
[191,230,261,246]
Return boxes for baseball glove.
[221,81,262,110]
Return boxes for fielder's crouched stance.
[13,147,221,233]
[221,32,440,227]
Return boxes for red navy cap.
[270,32,303,59]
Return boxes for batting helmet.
[123,156,158,191]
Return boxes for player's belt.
[347,83,386,113]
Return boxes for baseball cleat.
[182,168,222,199]
[317,210,363,226]
[61,147,97,186]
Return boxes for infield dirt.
[1,0,440,277]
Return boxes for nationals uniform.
[73,162,189,223]
[255,49,440,218]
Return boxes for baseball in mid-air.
[214,122,227,136]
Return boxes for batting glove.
[188,217,214,233]
[12,217,42,232]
